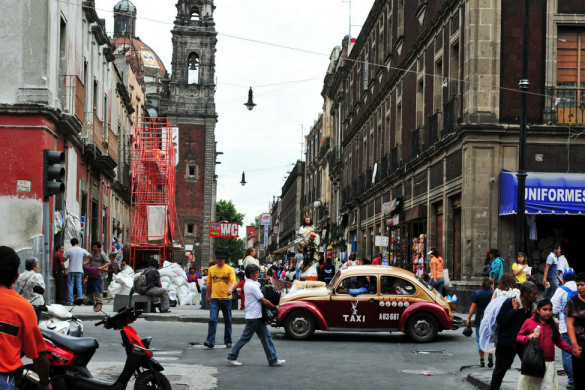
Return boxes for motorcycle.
[20,288,170,390]
[38,304,83,337]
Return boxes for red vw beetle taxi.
[273,265,463,343]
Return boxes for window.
[186,223,195,236]
[381,276,416,295]
[396,103,402,146]
[386,8,393,54]
[188,52,200,84]
[186,164,198,180]
[121,19,127,32]
[557,28,585,110]
[434,58,443,111]
[336,276,378,295]
[417,78,424,127]
[449,42,460,98]
[397,0,404,37]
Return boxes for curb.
[466,372,516,390]
[75,314,247,324]
[466,373,490,390]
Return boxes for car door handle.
[369,298,378,302]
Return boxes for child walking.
[516,299,572,390]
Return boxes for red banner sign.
[208,222,239,238]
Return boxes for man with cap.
[204,250,237,348]
[552,267,578,389]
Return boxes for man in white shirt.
[551,268,577,389]
[226,264,285,367]
[63,237,92,305]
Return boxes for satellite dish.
[314,201,321,208]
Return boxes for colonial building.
[303,0,585,310]
[0,0,133,275]
[279,161,305,248]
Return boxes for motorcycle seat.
[40,328,99,354]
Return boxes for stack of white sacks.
[107,261,200,305]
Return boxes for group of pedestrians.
[466,244,582,390]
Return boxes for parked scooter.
[20,288,170,390]
[38,304,83,337]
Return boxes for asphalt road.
[82,318,480,390]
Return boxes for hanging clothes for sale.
[526,215,537,241]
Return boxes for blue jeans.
[201,286,207,308]
[227,318,278,365]
[562,333,574,386]
[67,271,83,304]
[206,299,232,346]
[430,277,445,295]
[295,269,302,280]
[0,374,16,390]
[542,278,558,300]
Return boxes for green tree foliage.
[215,200,245,263]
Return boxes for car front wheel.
[405,312,438,343]
[284,310,316,340]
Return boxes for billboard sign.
[260,213,272,225]
[208,222,239,237]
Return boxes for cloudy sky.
[98,0,374,236]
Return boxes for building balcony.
[551,88,585,125]
[107,126,118,163]
[443,96,459,137]
[429,110,441,147]
[329,146,341,168]
[60,75,85,124]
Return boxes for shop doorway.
[453,209,461,279]
[534,215,583,274]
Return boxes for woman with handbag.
[14,257,46,323]
[516,299,571,389]
[428,250,445,295]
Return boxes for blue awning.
[500,170,585,215]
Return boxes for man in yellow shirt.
[204,250,237,348]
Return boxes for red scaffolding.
[130,117,176,269]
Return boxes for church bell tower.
[162,0,217,269]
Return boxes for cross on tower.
[184,136,196,160]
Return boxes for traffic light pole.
[43,196,51,304]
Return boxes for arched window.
[188,52,200,84]
[191,7,200,21]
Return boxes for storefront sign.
[263,225,268,248]
[500,170,585,215]
[375,236,389,247]
[393,215,400,225]
[208,222,239,237]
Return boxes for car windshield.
[416,276,434,292]
[328,270,341,290]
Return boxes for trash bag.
[521,339,546,378]
[173,277,188,287]
[178,285,189,295]
[463,325,473,337]
[261,285,281,323]
[178,293,194,305]
[478,296,508,353]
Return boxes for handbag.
[462,325,473,337]
[521,338,546,378]
[443,268,453,288]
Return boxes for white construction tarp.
[148,206,165,241]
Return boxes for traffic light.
[43,149,65,197]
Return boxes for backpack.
[261,285,281,323]
[133,269,153,294]
[481,263,492,277]
[560,286,579,322]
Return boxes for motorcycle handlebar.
[94,320,105,327]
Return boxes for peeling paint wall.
[0,196,43,250]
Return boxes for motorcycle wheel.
[134,370,171,390]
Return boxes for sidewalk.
[466,363,569,390]
[70,303,247,324]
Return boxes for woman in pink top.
[516,299,572,390]
[428,250,445,295]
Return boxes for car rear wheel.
[405,312,438,343]
[284,310,316,340]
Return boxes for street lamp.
[240,171,247,186]
[244,87,257,111]
[515,0,530,254]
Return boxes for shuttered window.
[557,28,585,123]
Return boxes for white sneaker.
[227,359,242,366]
[270,360,286,366]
